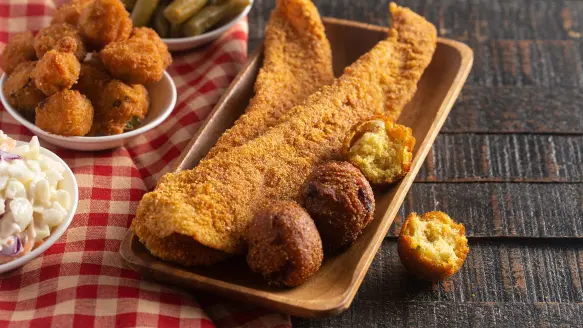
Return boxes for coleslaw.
[0,131,71,264]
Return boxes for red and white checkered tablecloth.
[0,1,292,327]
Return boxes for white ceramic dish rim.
[0,71,177,144]
[0,141,79,273]
[161,1,253,45]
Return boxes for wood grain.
[249,0,583,42]
[416,134,583,182]
[389,183,583,238]
[443,87,583,134]
[293,239,583,327]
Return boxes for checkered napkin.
[0,1,291,327]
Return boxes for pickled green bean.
[182,0,250,37]
[131,0,160,27]
[164,0,208,25]
[169,23,183,38]
[152,4,170,37]
[121,0,137,10]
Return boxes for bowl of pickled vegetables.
[0,132,78,274]
[125,0,253,51]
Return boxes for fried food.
[52,0,94,26]
[206,0,333,158]
[398,211,469,281]
[300,161,375,253]
[246,201,323,287]
[2,61,46,121]
[134,227,231,266]
[1,31,36,75]
[132,3,437,255]
[133,0,332,266]
[343,117,415,185]
[74,53,112,105]
[100,36,166,84]
[35,90,93,136]
[130,27,172,68]
[34,23,86,61]
[78,0,133,49]
[93,80,149,135]
[32,45,81,96]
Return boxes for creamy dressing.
[0,131,71,262]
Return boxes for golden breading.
[1,31,36,75]
[2,61,46,121]
[51,0,94,26]
[398,211,469,281]
[343,116,415,185]
[133,0,331,267]
[132,3,437,255]
[130,224,231,266]
[32,48,80,96]
[205,0,333,158]
[35,90,93,136]
[74,53,112,105]
[78,0,132,49]
[246,201,323,287]
[300,161,375,253]
[93,80,149,135]
[100,38,164,84]
[130,27,172,68]
[34,23,86,61]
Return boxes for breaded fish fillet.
[132,3,437,255]
[206,0,333,158]
[134,0,333,266]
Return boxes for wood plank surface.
[416,134,583,182]
[390,183,583,238]
[244,0,583,326]
[293,239,583,327]
[443,87,583,134]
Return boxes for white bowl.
[0,71,177,151]
[0,141,79,274]
[163,1,253,52]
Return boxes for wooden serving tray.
[120,17,473,318]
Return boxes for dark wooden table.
[247,0,583,326]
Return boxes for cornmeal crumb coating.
[1,31,36,75]
[34,23,86,61]
[35,90,93,136]
[74,53,112,106]
[130,27,172,68]
[100,36,166,84]
[246,201,323,287]
[205,0,334,158]
[51,0,94,27]
[2,61,45,121]
[132,221,231,266]
[132,3,437,255]
[398,211,469,281]
[92,80,149,135]
[78,0,132,49]
[32,48,80,96]
[343,116,415,185]
[132,0,332,266]
[301,161,375,253]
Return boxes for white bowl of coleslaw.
[0,132,78,274]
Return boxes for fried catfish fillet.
[206,0,334,158]
[132,0,333,266]
[132,3,437,255]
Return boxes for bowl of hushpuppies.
[0,0,176,151]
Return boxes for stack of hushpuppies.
[1,0,172,136]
